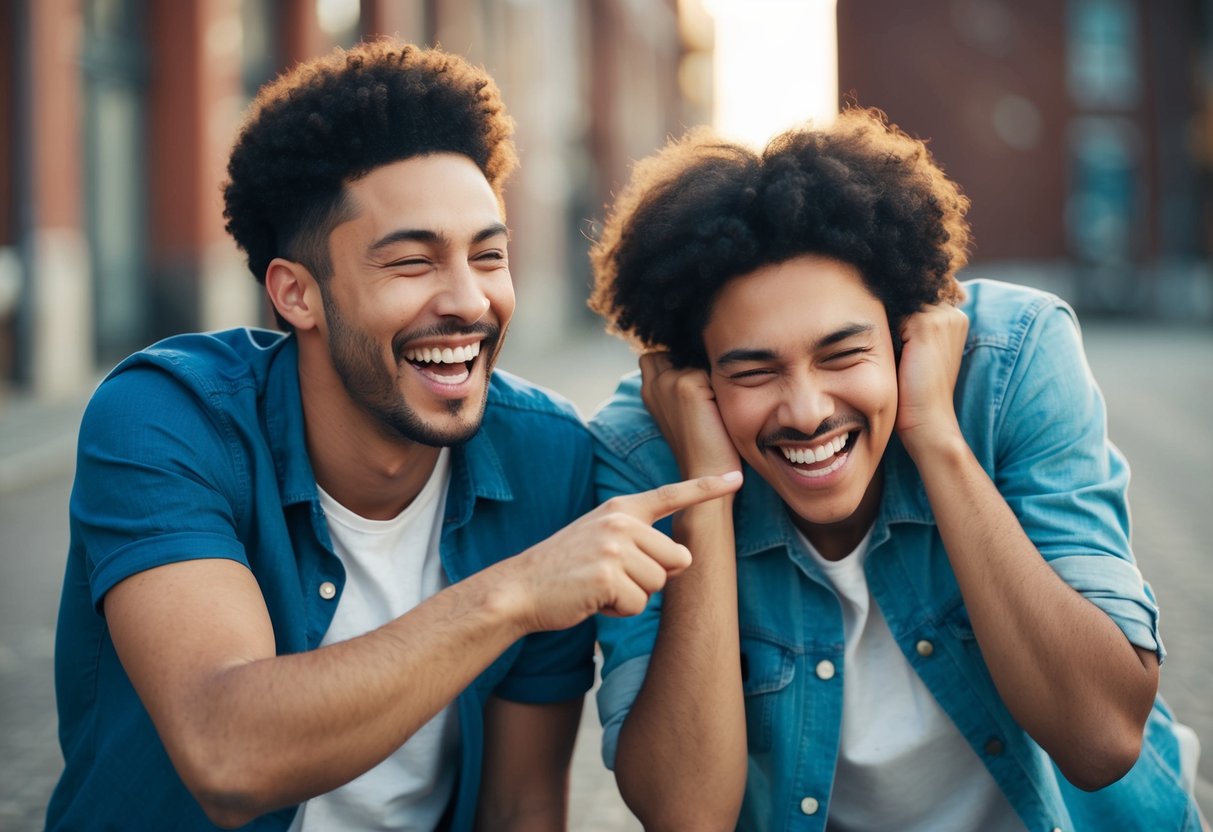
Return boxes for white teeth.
[793,454,847,479]
[403,342,481,364]
[781,432,849,465]
[419,366,471,386]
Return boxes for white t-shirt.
[797,529,1022,832]
[290,449,459,832]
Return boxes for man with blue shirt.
[587,109,1204,830]
[47,41,738,831]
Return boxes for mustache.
[759,415,866,451]
[392,321,500,357]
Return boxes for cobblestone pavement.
[1,321,1209,830]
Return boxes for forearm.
[475,697,581,832]
[910,433,1157,787]
[614,498,746,830]
[175,567,526,824]
[111,469,736,827]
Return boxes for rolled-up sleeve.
[992,301,1162,659]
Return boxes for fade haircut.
[589,108,971,368]
[223,39,517,326]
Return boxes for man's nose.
[777,373,834,433]
[435,261,490,323]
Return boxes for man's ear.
[265,258,323,331]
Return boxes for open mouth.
[402,341,481,386]
[777,431,857,479]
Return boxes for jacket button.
[318,581,337,600]
[916,639,934,657]
[984,737,1005,756]
[799,796,820,815]
[815,660,835,680]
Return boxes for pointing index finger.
[624,471,743,525]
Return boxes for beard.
[322,296,502,448]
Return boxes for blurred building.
[0,0,713,398]
[837,0,1213,319]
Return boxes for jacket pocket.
[740,633,796,754]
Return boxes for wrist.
[679,456,742,481]
[671,495,736,549]
[900,423,970,469]
[472,561,535,640]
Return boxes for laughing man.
[587,108,1203,830]
[47,41,738,831]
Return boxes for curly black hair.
[589,108,970,368]
[223,39,517,309]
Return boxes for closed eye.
[824,347,870,363]
[381,257,434,278]
[722,367,776,384]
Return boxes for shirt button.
[815,660,835,680]
[318,581,337,600]
[915,639,934,657]
[799,796,820,815]
[985,737,1005,756]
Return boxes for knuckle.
[599,539,624,561]
[654,482,681,503]
[590,565,616,594]
[600,496,628,515]
[672,372,700,392]
[601,512,631,535]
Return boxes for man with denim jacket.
[47,41,739,831]
[587,108,1204,830]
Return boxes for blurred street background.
[3,0,1213,828]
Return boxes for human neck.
[297,357,443,521]
[309,426,442,521]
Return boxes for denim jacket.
[49,328,595,831]
[590,280,1200,831]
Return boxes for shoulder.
[81,328,294,459]
[958,279,1091,386]
[960,278,1077,352]
[586,372,664,458]
[481,369,591,453]
[954,279,1108,459]
[100,327,292,401]
[485,369,586,428]
[587,372,681,491]
[956,279,1087,409]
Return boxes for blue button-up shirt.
[591,280,1200,831]
[49,328,596,831]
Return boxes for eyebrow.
[714,322,875,367]
[367,222,509,256]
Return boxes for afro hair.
[589,108,970,368]
[223,39,517,294]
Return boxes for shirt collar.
[443,408,514,529]
[266,344,515,515]
[264,335,317,506]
